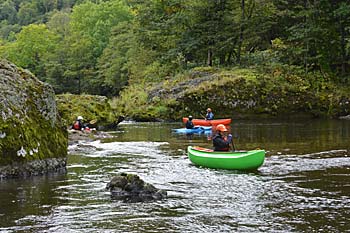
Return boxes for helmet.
[189,115,193,119]
[216,124,227,132]
[207,108,212,112]
[77,116,83,120]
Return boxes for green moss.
[0,60,67,166]
[56,94,118,127]
[112,66,350,121]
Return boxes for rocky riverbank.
[115,67,350,121]
[0,157,67,179]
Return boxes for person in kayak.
[213,124,232,151]
[185,115,195,129]
[72,116,85,130]
[205,108,214,120]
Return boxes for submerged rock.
[106,173,167,202]
[0,60,67,178]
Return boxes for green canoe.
[187,146,265,171]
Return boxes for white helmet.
[77,116,83,120]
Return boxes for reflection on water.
[0,119,349,232]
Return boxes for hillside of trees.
[0,0,349,100]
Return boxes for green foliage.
[96,21,133,96]
[111,84,150,120]
[46,10,71,38]
[17,2,39,25]
[0,0,17,24]
[192,66,218,73]
[56,94,117,127]
[110,83,171,121]
[0,0,349,112]
[70,0,132,59]
[0,21,21,40]
[49,0,132,94]
[1,24,59,78]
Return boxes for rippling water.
[1,119,350,232]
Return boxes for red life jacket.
[73,121,80,130]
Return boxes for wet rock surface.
[68,129,116,145]
[106,173,167,202]
[0,60,67,178]
[0,157,67,179]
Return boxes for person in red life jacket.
[185,115,195,129]
[205,108,214,120]
[72,116,84,130]
[213,124,232,151]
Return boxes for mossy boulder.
[56,94,123,129]
[0,60,67,178]
[146,68,350,120]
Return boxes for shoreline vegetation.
[61,67,349,126]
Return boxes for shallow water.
[1,119,350,232]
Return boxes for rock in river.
[106,173,167,202]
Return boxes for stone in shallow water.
[106,173,167,202]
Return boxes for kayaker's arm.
[213,135,231,151]
[226,134,236,151]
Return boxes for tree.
[332,1,350,77]
[69,0,132,59]
[46,9,71,38]
[58,0,132,94]
[181,0,235,66]
[0,21,21,40]
[17,2,40,25]
[271,0,350,78]
[0,0,17,24]
[96,22,134,96]
[129,0,189,63]
[3,24,59,78]
[43,10,72,93]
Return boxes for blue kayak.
[173,126,212,134]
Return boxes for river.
[1,119,350,232]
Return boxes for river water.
[1,119,350,232]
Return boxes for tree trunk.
[340,21,346,76]
[226,50,233,64]
[207,49,213,66]
[219,54,225,65]
[303,0,308,73]
[237,0,245,65]
[78,72,81,95]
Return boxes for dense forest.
[0,0,349,99]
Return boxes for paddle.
[89,119,97,125]
[230,137,236,151]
